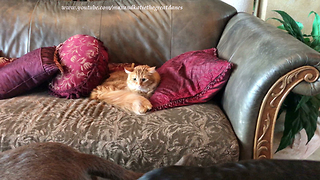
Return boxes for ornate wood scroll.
[253,66,320,159]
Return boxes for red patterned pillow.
[0,47,58,99]
[150,48,232,110]
[49,34,109,99]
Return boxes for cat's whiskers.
[127,83,149,93]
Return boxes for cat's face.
[125,65,159,92]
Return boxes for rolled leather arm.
[217,13,320,160]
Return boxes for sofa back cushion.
[0,0,237,67]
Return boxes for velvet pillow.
[49,34,109,99]
[0,47,58,99]
[150,48,232,110]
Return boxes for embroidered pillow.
[0,47,58,99]
[49,34,109,99]
[150,48,232,110]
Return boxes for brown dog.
[0,142,194,180]
[0,142,143,180]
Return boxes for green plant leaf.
[296,95,311,111]
[277,24,286,30]
[310,96,320,108]
[271,17,296,38]
[313,45,320,52]
[273,10,305,42]
[276,93,303,152]
[278,21,304,31]
[303,96,320,143]
[304,37,311,46]
[301,109,314,142]
[309,11,320,45]
[276,131,295,152]
[297,21,304,30]
[270,17,288,29]
[276,109,302,152]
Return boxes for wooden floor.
[307,148,320,161]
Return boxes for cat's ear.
[148,67,156,73]
[124,67,133,74]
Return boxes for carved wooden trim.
[253,66,320,159]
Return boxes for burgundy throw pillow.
[150,48,233,110]
[49,34,109,99]
[0,47,58,99]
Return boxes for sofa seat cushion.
[0,91,239,172]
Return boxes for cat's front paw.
[132,98,152,115]
[90,86,104,99]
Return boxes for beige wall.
[222,0,254,14]
[256,0,320,35]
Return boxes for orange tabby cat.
[90,64,160,114]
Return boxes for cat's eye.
[133,78,137,81]
[141,78,146,82]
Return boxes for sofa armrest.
[217,13,320,160]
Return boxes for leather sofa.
[1,0,320,172]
